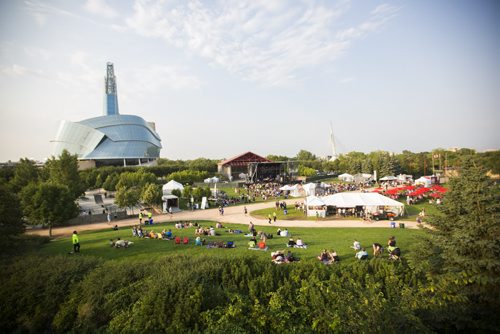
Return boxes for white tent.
[380,175,397,181]
[305,196,327,217]
[162,180,184,195]
[289,184,303,197]
[302,183,317,196]
[322,192,404,215]
[204,177,220,183]
[415,176,432,187]
[338,173,354,182]
[279,185,294,191]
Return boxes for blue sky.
[0,0,498,161]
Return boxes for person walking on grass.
[71,231,80,253]
[273,211,277,223]
[268,214,272,224]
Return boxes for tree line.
[269,148,500,178]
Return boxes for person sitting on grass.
[137,227,144,238]
[355,248,369,260]
[114,238,133,248]
[109,239,115,247]
[195,236,203,246]
[271,250,286,264]
[318,250,329,264]
[287,238,296,247]
[351,239,361,251]
[329,250,340,263]
[295,238,307,248]
[387,246,401,260]
[372,243,383,256]
[132,226,137,237]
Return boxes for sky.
[0,0,499,162]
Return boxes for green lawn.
[38,220,423,263]
[399,200,440,221]
[251,206,337,221]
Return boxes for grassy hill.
[39,220,422,263]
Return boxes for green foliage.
[10,158,39,192]
[167,170,208,184]
[0,181,24,238]
[20,182,79,236]
[0,255,100,333]
[116,168,157,190]
[171,188,182,197]
[192,186,212,201]
[296,149,317,161]
[115,186,140,211]
[0,254,449,333]
[408,157,500,331]
[266,154,290,161]
[102,172,119,191]
[44,150,85,199]
[298,165,316,177]
[187,158,218,173]
[140,183,163,207]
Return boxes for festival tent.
[305,196,327,217]
[353,173,373,183]
[289,184,303,197]
[415,176,432,187]
[162,180,184,195]
[322,192,404,215]
[338,173,354,182]
[380,175,397,181]
[302,183,317,196]
[204,177,220,183]
[279,185,294,191]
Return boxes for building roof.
[218,151,270,167]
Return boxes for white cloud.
[121,65,203,97]
[0,64,43,77]
[83,0,118,19]
[24,0,82,24]
[23,47,52,60]
[125,0,399,86]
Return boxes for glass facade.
[50,62,162,164]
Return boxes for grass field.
[251,199,441,222]
[39,220,423,263]
[251,206,338,221]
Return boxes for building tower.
[104,62,119,116]
[329,121,338,161]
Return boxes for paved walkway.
[26,199,420,238]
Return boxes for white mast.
[329,121,338,161]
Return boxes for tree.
[44,150,85,199]
[116,169,157,190]
[187,158,218,173]
[0,181,24,238]
[10,158,39,192]
[166,170,208,184]
[141,183,163,208]
[266,155,290,162]
[20,182,79,237]
[102,173,120,191]
[295,150,317,161]
[115,186,140,213]
[298,166,316,177]
[409,157,500,331]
